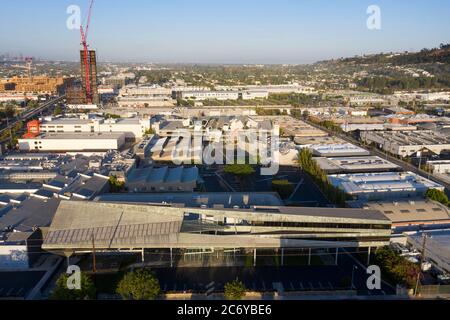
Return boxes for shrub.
[425,188,449,206]
[224,164,255,176]
[224,279,246,300]
[374,246,420,289]
[271,180,294,199]
[116,269,160,300]
[109,175,126,192]
[51,272,96,300]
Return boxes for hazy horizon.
[1,0,449,64]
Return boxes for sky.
[0,0,449,64]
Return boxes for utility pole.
[414,233,428,297]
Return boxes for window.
[417,209,426,213]
[400,210,410,213]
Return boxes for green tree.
[271,180,294,199]
[1,105,16,119]
[116,269,160,300]
[223,164,255,176]
[144,127,155,135]
[302,110,310,119]
[296,148,349,206]
[105,113,121,119]
[54,105,63,116]
[374,246,420,289]
[425,189,449,206]
[109,175,126,192]
[50,272,96,300]
[224,279,246,300]
[25,99,39,109]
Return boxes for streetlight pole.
[351,265,358,290]
[414,233,428,297]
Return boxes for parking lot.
[0,271,46,299]
[153,261,394,296]
[94,252,395,296]
[201,166,331,207]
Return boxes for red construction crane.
[80,0,94,104]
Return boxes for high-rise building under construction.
[80,49,99,104]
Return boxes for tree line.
[356,76,450,94]
[296,148,349,207]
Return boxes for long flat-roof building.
[37,116,152,140]
[315,156,401,174]
[18,132,126,152]
[340,123,417,133]
[361,199,450,230]
[361,130,450,158]
[181,91,240,101]
[0,197,61,232]
[328,172,444,202]
[95,192,284,208]
[426,160,450,174]
[126,166,200,193]
[117,84,175,107]
[269,116,327,138]
[294,136,346,146]
[308,143,370,157]
[42,201,391,263]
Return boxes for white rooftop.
[35,132,125,140]
[308,143,370,157]
[329,172,444,195]
[316,156,400,173]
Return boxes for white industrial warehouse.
[328,172,444,202]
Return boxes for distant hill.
[321,44,450,66]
